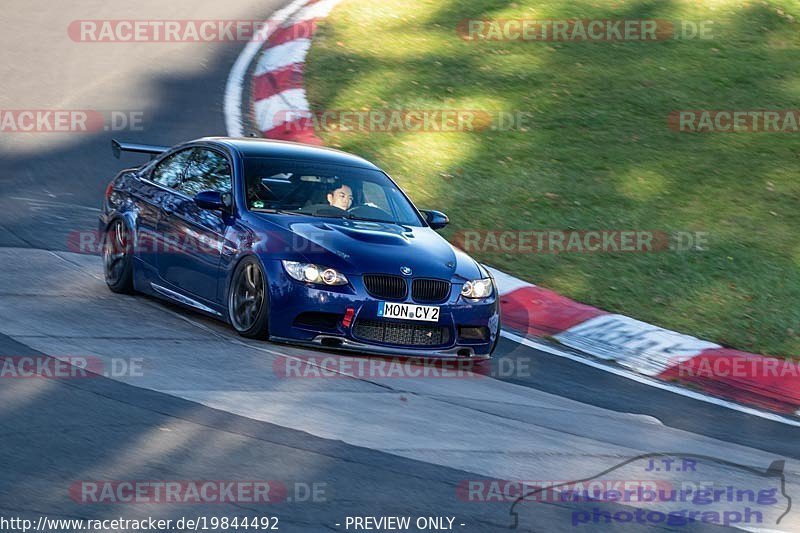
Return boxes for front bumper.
[269,334,491,360]
[264,260,500,359]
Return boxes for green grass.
[305,0,800,357]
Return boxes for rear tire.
[228,256,270,339]
[103,219,134,294]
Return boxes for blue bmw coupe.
[100,137,500,359]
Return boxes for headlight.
[461,278,493,299]
[282,261,348,286]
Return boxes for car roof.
[200,137,382,171]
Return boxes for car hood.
[253,215,483,280]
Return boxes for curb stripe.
[253,39,312,77]
[503,331,800,427]
[554,314,719,376]
[253,64,306,101]
[499,282,800,412]
[659,348,800,412]
[224,0,310,136]
[254,88,310,132]
[500,285,606,337]
[248,0,342,143]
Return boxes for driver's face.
[327,185,353,210]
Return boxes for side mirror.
[194,190,225,210]
[421,209,449,230]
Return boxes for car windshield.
[243,158,424,226]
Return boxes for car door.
[133,148,194,270]
[156,147,233,304]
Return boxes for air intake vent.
[411,278,450,303]
[363,274,407,300]
[353,319,450,346]
[293,312,341,330]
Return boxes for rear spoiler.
[111,139,169,159]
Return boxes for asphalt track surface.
[1,1,799,532]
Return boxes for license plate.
[377,302,440,322]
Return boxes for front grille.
[411,278,451,303]
[363,274,407,300]
[353,319,450,346]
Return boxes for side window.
[179,149,232,197]
[362,181,391,212]
[151,149,194,189]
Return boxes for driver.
[327,184,353,211]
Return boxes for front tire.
[103,219,134,294]
[228,256,269,339]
